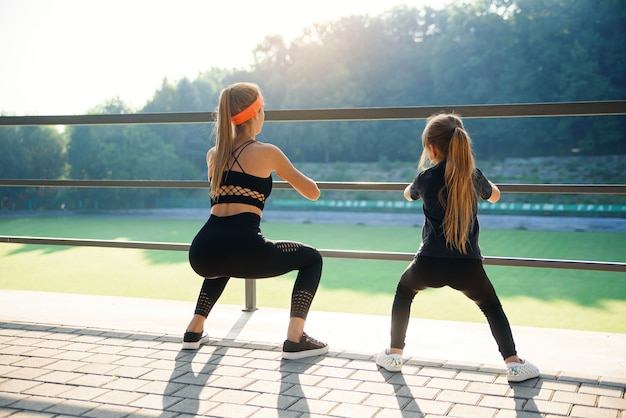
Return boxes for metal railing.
[2,100,625,311]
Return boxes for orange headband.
[230,94,264,125]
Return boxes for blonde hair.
[419,113,477,254]
[210,82,262,200]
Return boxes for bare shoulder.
[254,141,279,151]
[254,141,284,158]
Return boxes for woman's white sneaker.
[507,359,540,382]
[375,349,403,372]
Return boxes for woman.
[184,82,328,360]
[376,113,539,382]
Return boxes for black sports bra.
[210,140,273,210]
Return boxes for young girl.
[375,113,539,382]
[184,82,328,360]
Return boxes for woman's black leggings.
[390,255,517,360]
[188,213,323,320]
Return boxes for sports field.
[1,215,625,333]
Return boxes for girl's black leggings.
[188,213,323,320]
[390,255,517,360]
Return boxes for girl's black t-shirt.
[407,160,493,259]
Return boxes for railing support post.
[244,279,258,312]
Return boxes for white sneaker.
[507,359,540,382]
[375,349,403,372]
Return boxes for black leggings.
[390,255,517,360]
[188,213,323,320]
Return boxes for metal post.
[244,279,258,312]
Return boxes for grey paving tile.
[246,380,288,395]
[43,359,85,372]
[245,368,282,382]
[102,376,149,392]
[129,393,180,410]
[405,397,452,415]
[82,403,140,418]
[205,402,260,418]
[353,380,397,396]
[553,390,597,406]
[166,397,219,415]
[22,382,71,397]
[248,392,300,409]
[465,381,511,397]
[288,398,338,415]
[328,402,381,417]
[1,395,61,412]
[4,367,50,381]
[386,373,430,387]
[522,398,572,415]
[427,376,470,391]
[448,403,498,418]
[0,407,57,417]
[0,378,42,394]
[282,384,329,400]
[135,379,186,396]
[418,366,459,379]
[62,385,109,402]
[362,392,411,409]
[579,383,624,397]
[478,394,521,411]
[209,375,257,390]
[91,389,144,406]
[435,389,482,405]
[316,376,361,391]
[397,384,440,400]
[320,388,369,404]
[43,398,99,416]
[36,370,84,385]
[598,395,626,410]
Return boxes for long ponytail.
[421,113,477,254]
[444,125,476,254]
[210,83,261,200]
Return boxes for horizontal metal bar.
[483,256,626,272]
[0,179,624,194]
[0,112,216,126]
[1,101,624,126]
[267,101,626,122]
[0,236,189,251]
[1,236,624,273]
[0,179,210,189]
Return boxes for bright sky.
[0,0,446,116]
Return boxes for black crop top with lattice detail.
[210,140,273,210]
[211,170,272,210]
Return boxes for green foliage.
[2,0,625,210]
[0,125,66,209]
[136,0,625,163]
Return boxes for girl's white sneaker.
[507,359,540,382]
[375,349,403,372]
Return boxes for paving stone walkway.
[0,291,625,417]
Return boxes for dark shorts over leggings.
[390,255,517,360]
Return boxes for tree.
[0,125,66,209]
[67,98,187,209]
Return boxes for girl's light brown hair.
[419,113,477,254]
[210,82,261,200]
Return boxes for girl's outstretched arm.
[488,181,501,203]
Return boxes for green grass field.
[1,215,625,333]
